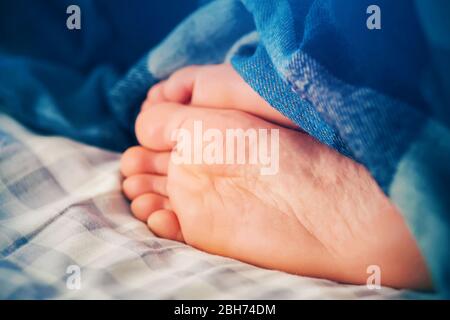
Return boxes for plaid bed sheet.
[0,114,401,299]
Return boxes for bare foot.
[121,102,430,289]
[142,64,298,129]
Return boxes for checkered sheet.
[0,114,402,299]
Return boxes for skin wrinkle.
[347,167,374,241]
[341,159,383,245]
[260,158,336,256]
[230,179,316,253]
[266,174,336,258]
[210,175,229,213]
[272,141,328,246]
[331,169,358,244]
[202,179,221,250]
[265,177,297,218]
[291,138,359,255]
[212,178,255,254]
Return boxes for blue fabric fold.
[0,0,197,150]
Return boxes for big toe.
[135,102,233,151]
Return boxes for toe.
[135,103,184,151]
[120,146,170,177]
[143,81,168,110]
[123,174,168,199]
[147,209,184,242]
[130,193,171,221]
[136,102,216,151]
[162,65,202,104]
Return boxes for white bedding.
[0,114,402,299]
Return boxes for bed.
[0,114,402,299]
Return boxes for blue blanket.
[1,0,449,297]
